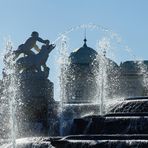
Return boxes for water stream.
[2,40,18,148]
[52,24,137,135]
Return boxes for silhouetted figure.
[16,39,56,73]
[41,40,56,70]
[13,31,48,60]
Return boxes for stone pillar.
[16,71,54,137]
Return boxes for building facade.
[64,38,148,103]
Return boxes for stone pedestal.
[16,71,54,137]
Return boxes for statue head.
[46,40,50,46]
[31,31,39,38]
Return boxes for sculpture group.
[4,32,56,136]
[8,31,56,75]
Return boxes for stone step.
[63,134,148,140]
[51,140,148,148]
[104,112,148,117]
[71,114,148,135]
[50,135,148,148]
[125,96,148,100]
[3,136,148,148]
[110,99,148,113]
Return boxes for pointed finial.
[83,38,87,47]
[83,28,87,47]
[84,28,86,39]
[84,38,87,43]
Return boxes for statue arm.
[37,37,48,44]
[34,44,41,52]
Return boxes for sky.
[0,0,148,100]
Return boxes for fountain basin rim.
[1,137,62,147]
[51,134,148,142]
[62,102,100,106]
[73,112,148,121]
[125,96,148,100]
[104,112,148,117]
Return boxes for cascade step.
[51,135,148,148]
[63,134,148,140]
[104,112,148,116]
[71,114,148,135]
[110,99,148,113]
[51,140,148,148]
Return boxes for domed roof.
[120,60,148,73]
[69,38,98,64]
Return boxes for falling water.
[2,40,18,148]
[9,73,17,148]
[58,35,69,136]
[53,23,122,44]
[93,37,111,115]
[136,61,148,96]
[99,56,108,115]
[95,30,143,113]
[52,23,136,123]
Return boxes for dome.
[69,38,98,64]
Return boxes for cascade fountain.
[50,25,148,147]
[0,37,55,147]
[1,24,148,147]
[54,24,127,137]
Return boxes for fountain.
[1,24,148,147]
[0,39,56,147]
[54,24,126,137]
[50,26,148,147]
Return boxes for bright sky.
[0,0,148,100]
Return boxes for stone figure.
[16,40,56,73]
[13,31,49,60]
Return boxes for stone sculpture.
[12,33,56,136]
[16,40,55,75]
